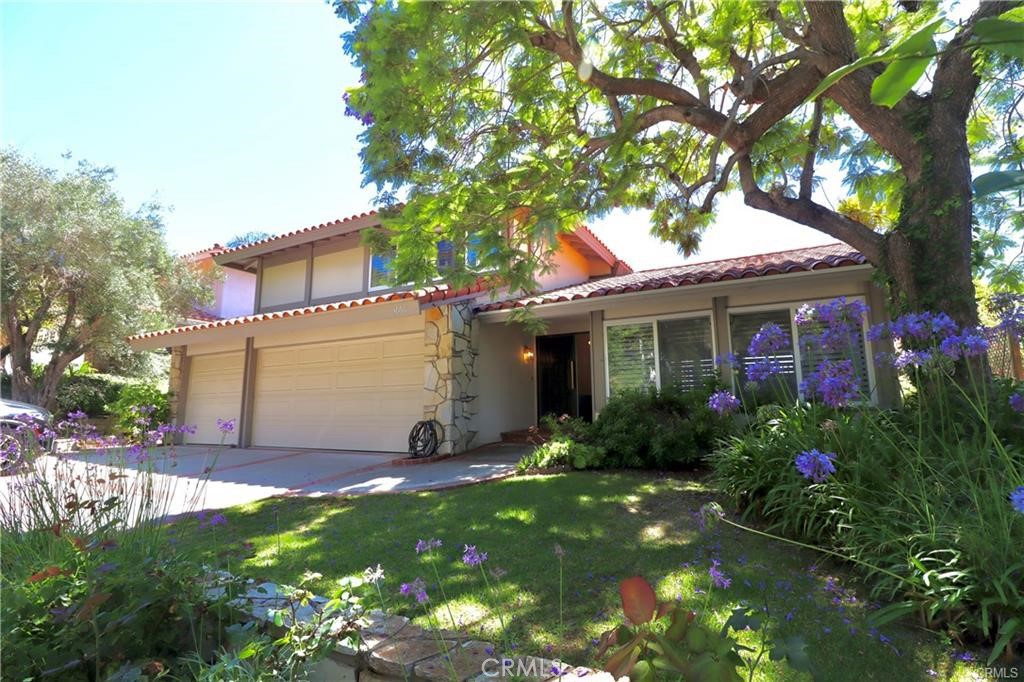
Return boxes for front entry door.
[537,332,593,421]
[537,334,576,420]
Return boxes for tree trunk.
[880,96,979,328]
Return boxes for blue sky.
[2,1,837,270]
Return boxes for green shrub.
[539,412,593,442]
[517,437,606,472]
[55,373,131,418]
[109,383,170,435]
[590,384,732,469]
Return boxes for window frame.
[602,310,716,397]
[367,247,397,292]
[725,296,878,403]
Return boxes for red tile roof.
[214,210,381,259]
[186,309,222,323]
[475,243,867,312]
[127,282,486,344]
[180,244,226,261]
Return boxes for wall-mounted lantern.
[521,345,535,363]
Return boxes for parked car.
[0,398,55,473]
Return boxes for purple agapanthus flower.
[708,559,731,589]
[707,390,741,416]
[801,359,859,408]
[1010,393,1024,414]
[462,544,488,566]
[399,577,429,603]
[892,349,933,371]
[795,449,837,483]
[1010,486,1024,515]
[415,538,442,554]
[746,358,784,383]
[216,418,236,434]
[748,323,791,356]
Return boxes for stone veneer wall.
[167,346,187,430]
[423,302,479,455]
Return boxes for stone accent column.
[423,302,478,455]
[167,346,190,444]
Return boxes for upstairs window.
[368,248,395,291]
[437,240,456,272]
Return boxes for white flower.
[363,564,385,585]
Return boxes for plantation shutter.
[729,309,798,399]
[657,317,714,391]
[606,322,656,394]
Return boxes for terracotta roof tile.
[128,282,486,343]
[214,210,381,258]
[475,243,867,312]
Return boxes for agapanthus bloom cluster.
[707,390,741,416]
[744,323,792,384]
[462,544,488,566]
[415,538,443,554]
[1010,393,1024,414]
[708,559,731,589]
[1010,486,1024,515]
[796,297,868,352]
[869,310,990,371]
[795,449,837,483]
[748,323,791,356]
[399,577,429,603]
[800,359,860,408]
[990,292,1023,337]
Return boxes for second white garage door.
[252,333,423,452]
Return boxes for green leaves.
[973,170,1024,197]
[806,18,943,106]
[972,17,1024,60]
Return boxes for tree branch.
[800,98,823,199]
[737,155,882,261]
[528,28,746,148]
[803,2,924,179]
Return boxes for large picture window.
[729,301,873,402]
[605,315,714,395]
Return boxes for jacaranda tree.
[335,1,1023,326]
[1,150,212,410]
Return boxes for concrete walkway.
[11,442,528,518]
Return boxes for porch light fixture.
[521,345,535,362]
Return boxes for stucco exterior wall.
[217,269,258,318]
[260,259,307,308]
[536,236,592,291]
[473,320,535,444]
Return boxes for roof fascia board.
[476,264,873,321]
[213,213,383,266]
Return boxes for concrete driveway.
[20,442,527,518]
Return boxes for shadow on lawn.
[173,472,969,681]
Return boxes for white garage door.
[184,351,244,445]
[252,333,423,451]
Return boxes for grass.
[173,471,985,681]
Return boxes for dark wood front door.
[537,334,579,420]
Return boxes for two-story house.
[129,211,897,454]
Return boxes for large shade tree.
[1,151,211,410]
[335,0,1023,326]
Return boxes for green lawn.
[173,472,982,681]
